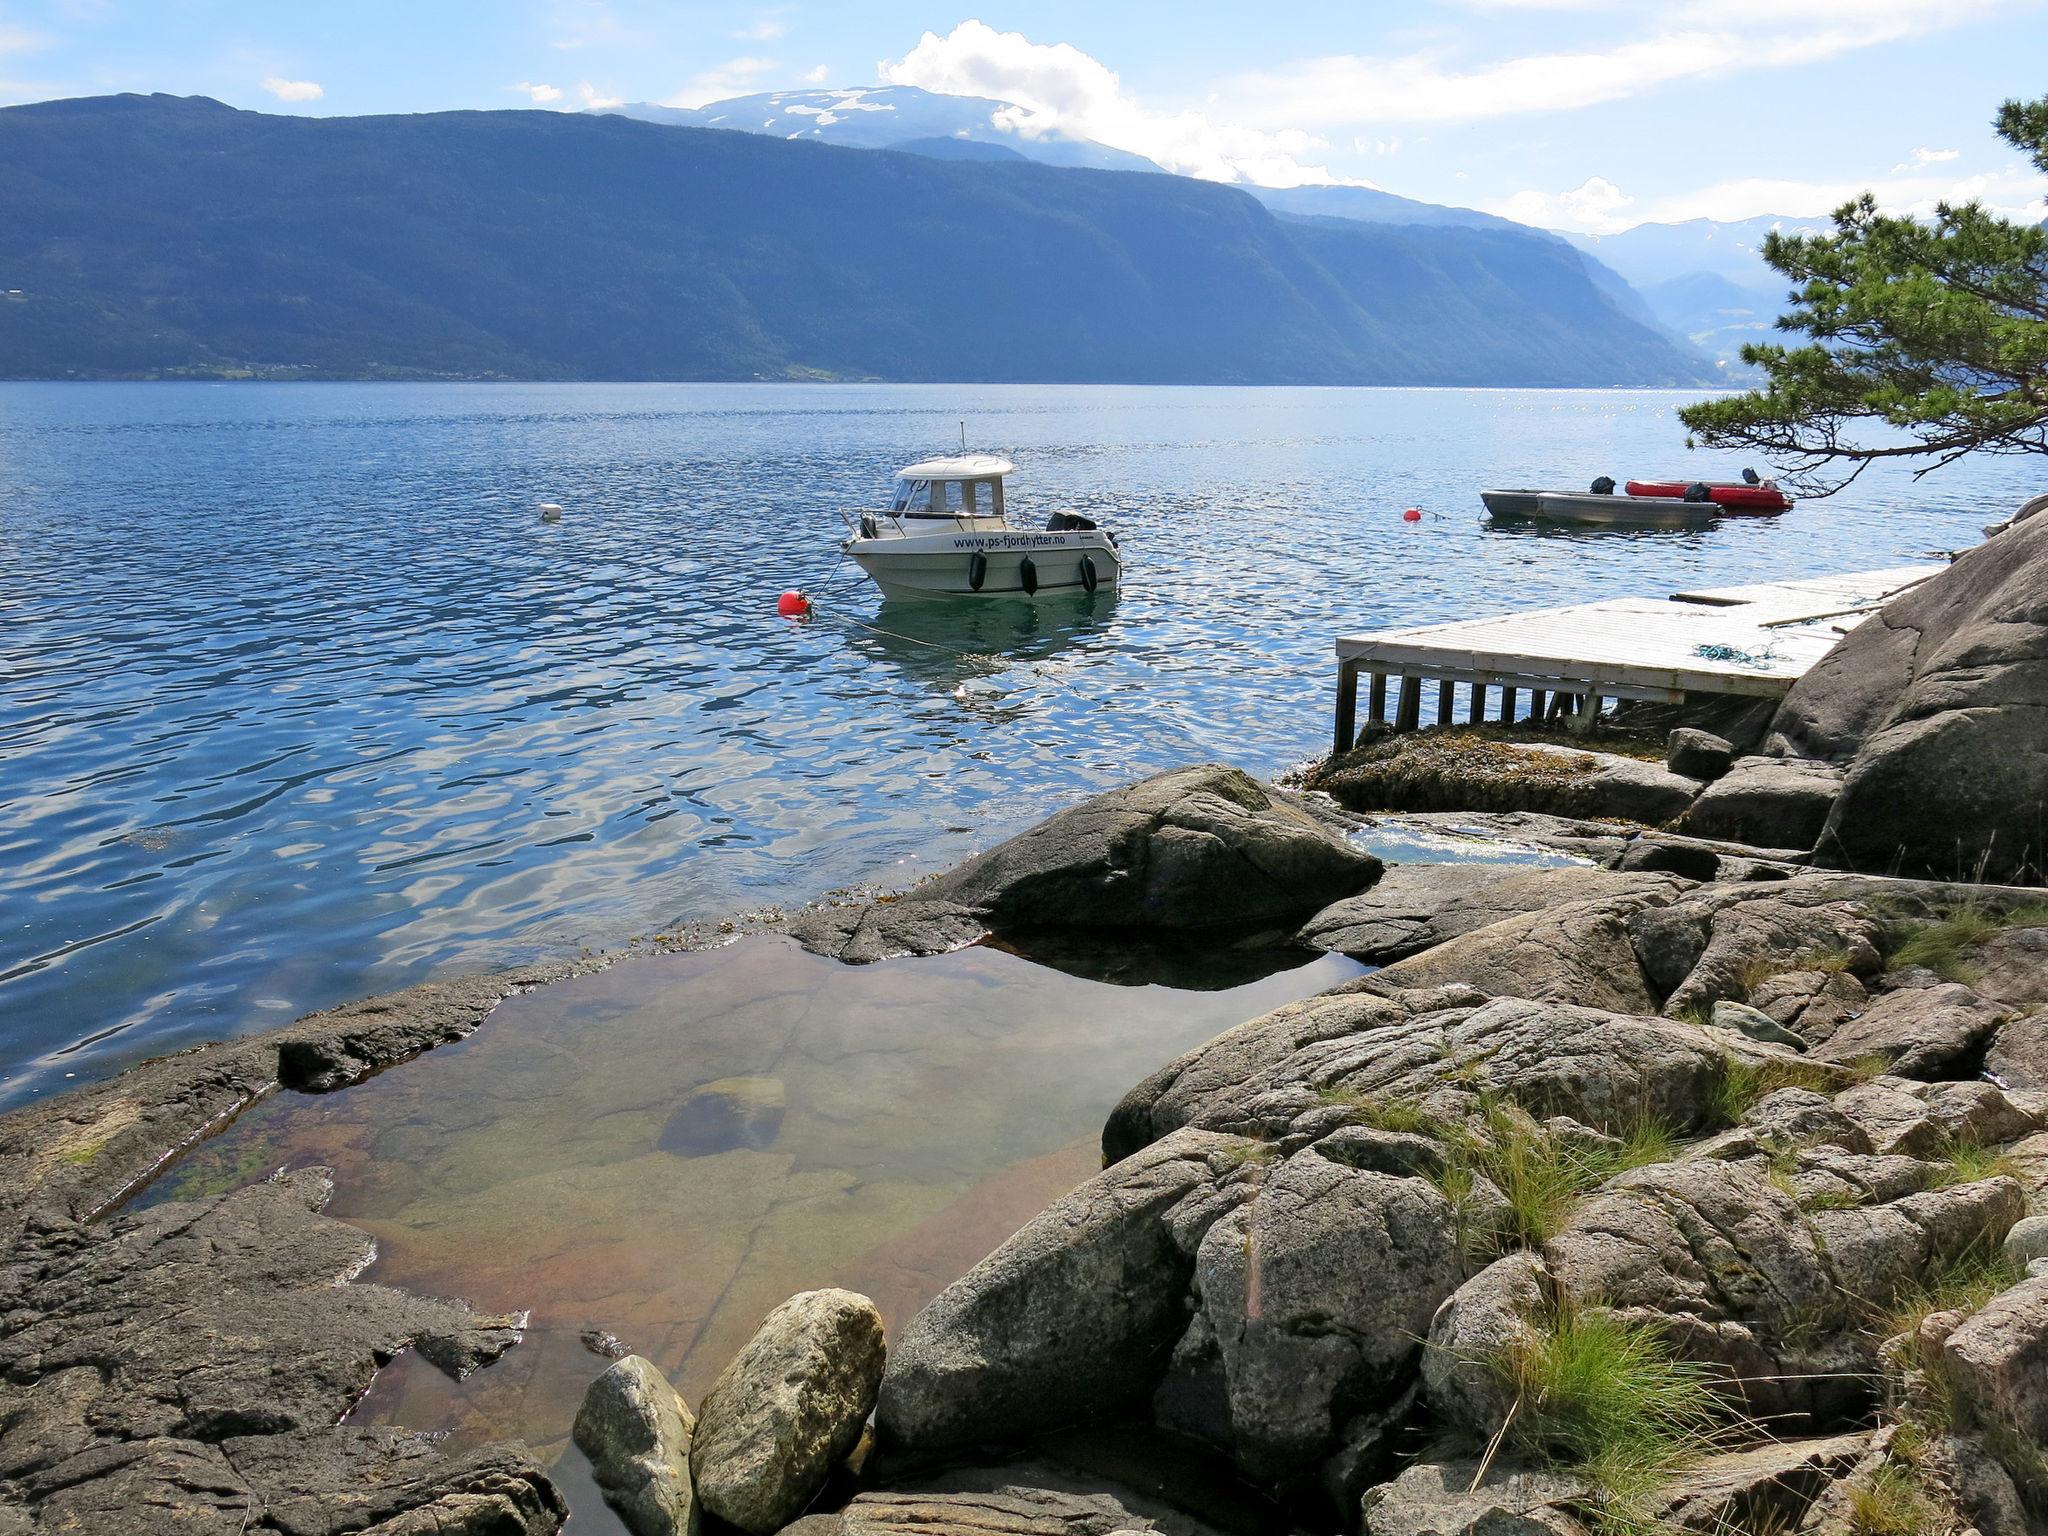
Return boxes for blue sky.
[2,0,2044,232]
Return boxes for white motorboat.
[842,455,1123,601]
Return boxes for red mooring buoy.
[777,590,812,618]
[1402,507,1423,523]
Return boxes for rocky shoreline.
[2,506,2044,1536]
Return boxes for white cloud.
[1223,0,2011,126]
[661,55,778,110]
[802,64,829,84]
[261,76,323,103]
[879,20,1362,186]
[1891,145,1960,171]
[733,15,790,41]
[577,80,623,110]
[513,80,564,105]
[1494,174,1635,230]
[1490,159,2048,234]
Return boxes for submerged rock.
[919,764,1383,932]
[691,1289,885,1534]
[573,1355,698,1536]
[658,1077,787,1157]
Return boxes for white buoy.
[538,502,563,523]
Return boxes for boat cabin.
[884,454,1013,529]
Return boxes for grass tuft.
[1315,1087,1443,1136]
[1846,1462,1948,1536]
[1501,1306,1727,1533]
[1706,1055,1844,1127]
[1926,1133,2019,1190]
[1432,1097,1679,1257]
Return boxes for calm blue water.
[0,383,2031,1105]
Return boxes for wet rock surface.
[574,1354,698,1536]
[1312,735,1701,825]
[0,1168,559,1534]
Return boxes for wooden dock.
[1331,564,1940,755]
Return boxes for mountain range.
[605,84,1815,370]
[0,93,1713,386]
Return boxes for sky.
[1,0,2045,234]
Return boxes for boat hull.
[1528,493,1720,529]
[1625,479,1791,513]
[1480,489,1545,519]
[846,528,1122,601]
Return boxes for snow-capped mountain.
[596,85,1161,175]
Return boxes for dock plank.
[1330,563,1946,751]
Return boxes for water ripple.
[0,381,2031,1105]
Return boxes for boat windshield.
[889,477,1004,518]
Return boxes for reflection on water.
[1,382,2030,1105]
[142,936,1365,1534]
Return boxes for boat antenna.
[960,420,967,451]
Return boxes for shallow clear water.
[0,382,2031,1103]
[140,934,1365,1532]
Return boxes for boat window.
[892,479,925,513]
[959,480,979,515]
[935,480,964,513]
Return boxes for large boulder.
[1807,983,2006,1078]
[573,1356,698,1536]
[690,1290,885,1534]
[876,1129,1255,1452]
[1942,1274,2048,1448]
[1106,989,1781,1165]
[1368,890,1679,1014]
[1769,518,2048,884]
[919,765,1382,932]
[1297,865,1689,965]
[1160,1149,1461,1480]
[1676,757,1842,851]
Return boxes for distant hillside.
[1257,184,1676,341]
[0,94,1714,386]
[1564,215,1822,366]
[600,85,1160,174]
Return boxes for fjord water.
[0,382,2030,1103]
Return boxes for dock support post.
[1395,675,1422,732]
[1368,671,1387,729]
[1334,658,1361,756]
[1437,679,1455,727]
[1501,686,1518,724]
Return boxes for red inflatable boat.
[1625,479,1792,514]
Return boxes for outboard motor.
[1590,476,1617,495]
[1742,467,1762,485]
